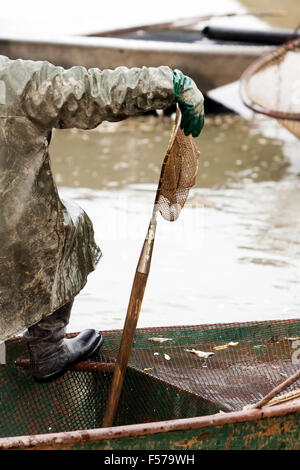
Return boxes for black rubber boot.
[24,301,103,382]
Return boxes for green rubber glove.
[172,69,205,138]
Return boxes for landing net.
[157,119,199,221]
[240,38,300,138]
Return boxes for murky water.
[49,113,300,333]
[239,0,300,30]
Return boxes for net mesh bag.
[157,123,199,222]
[240,38,300,138]
[100,107,200,427]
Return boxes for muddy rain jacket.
[0,55,175,341]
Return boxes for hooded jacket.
[0,55,175,341]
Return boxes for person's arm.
[23,62,175,130]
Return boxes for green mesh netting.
[1,319,299,438]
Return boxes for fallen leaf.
[214,344,228,351]
[185,349,214,359]
[148,337,173,343]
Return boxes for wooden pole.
[102,220,156,428]
[102,107,182,428]
[249,369,300,409]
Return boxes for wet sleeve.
[23,62,175,130]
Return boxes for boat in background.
[1,9,297,94]
[0,26,276,94]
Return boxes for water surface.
[49,114,300,332]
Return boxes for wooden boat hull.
[1,401,299,450]
[0,34,274,93]
[0,319,299,450]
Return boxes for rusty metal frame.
[0,400,299,450]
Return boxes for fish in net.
[240,37,300,138]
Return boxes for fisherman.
[0,55,204,381]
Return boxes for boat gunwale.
[0,399,299,450]
[5,316,300,343]
[68,316,300,339]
